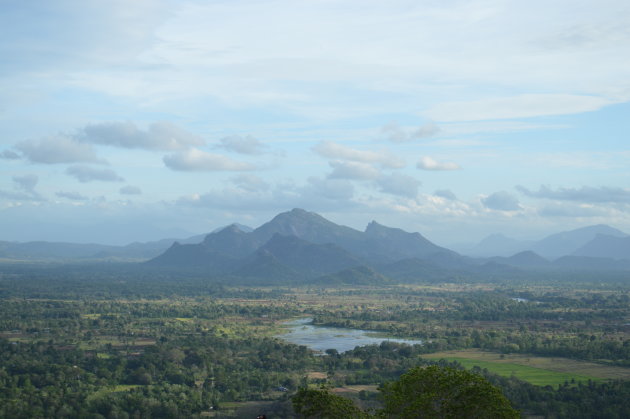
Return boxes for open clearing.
[424,349,630,386]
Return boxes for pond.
[277,317,423,354]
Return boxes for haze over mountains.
[2,209,630,282]
[455,224,629,259]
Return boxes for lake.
[277,317,423,353]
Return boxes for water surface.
[278,318,423,353]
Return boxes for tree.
[292,366,519,418]
[292,386,370,418]
[379,365,519,418]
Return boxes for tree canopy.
[292,365,519,418]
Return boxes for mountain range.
[455,224,629,260]
[147,208,456,283]
[145,209,630,283]
[2,209,630,284]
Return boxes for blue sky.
[1,0,629,245]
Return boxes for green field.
[424,356,598,386]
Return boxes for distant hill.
[231,249,302,283]
[458,234,534,257]
[363,221,454,262]
[4,209,630,282]
[552,255,630,271]
[572,234,630,260]
[146,208,466,284]
[0,227,230,261]
[251,208,365,253]
[531,225,627,260]
[459,224,627,260]
[0,241,116,260]
[254,234,361,276]
[488,251,550,269]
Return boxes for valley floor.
[2,266,630,417]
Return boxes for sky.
[1,0,629,246]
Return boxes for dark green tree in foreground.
[293,385,371,418]
[380,365,519,418]
[293,365,519,419]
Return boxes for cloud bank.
[80,121,204,151]
[66,165,124,183]
[163,148,255,171]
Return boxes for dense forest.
[2,263,630,417]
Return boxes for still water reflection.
[277,318,423,353]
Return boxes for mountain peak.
[365,220,385,231]
[365,220,414,235]
[290,207,309,214]
[253,208,362,245]
[222,224,244,233]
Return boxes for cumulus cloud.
[56,191,89,200]
[381,122,440,143]
[312,141,404,169]
[0,150,20,160]
[163,148,255,171]
[12,174,38,191]
[416,156,461,171]
[217,135,268,155]
[434,189,457,200]
[66,165,124,183]
[177,177,357,213]
[516,185,630,203]
[119,185,142,195]
[15,136,102,164]
[481,191,521,211]
[328,160,380,180]
[375,173,421,198]
[231,174,270,192]
[0,174,44,202]
[80,121,204,150]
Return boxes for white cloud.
[312,141,404,169]
[538,202,609,218]
[80,121,204,150]
[426,94,614,122]
[481,191,521,211]
[66,165,124,183]
[517,185,630,203]
[434,189,457,201]
[216,135,268,155]
[177,178,357,212]
[380,122,440,143]
[163,148,255,171]
[416,156,460,171]
[16,136,103,164]
[328,160,380,180]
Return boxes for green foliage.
[292,366,518,419]
[379,365,519,419]
[293,386,371,418]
